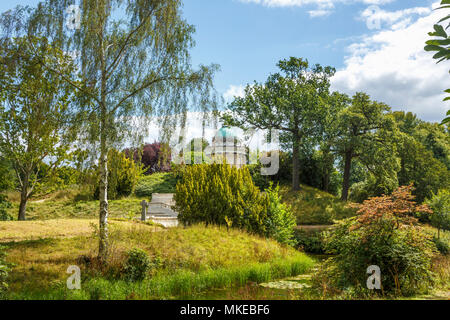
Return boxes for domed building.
[205,127,247,168]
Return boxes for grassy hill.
[2,222,314,300]
[278,184,356,225]
[5,197,143,221]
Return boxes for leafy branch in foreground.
[425,0,450,125]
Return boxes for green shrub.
[247,164,271,190]
[294,229,326,254]
[320,186,436,296]
[264,183,296,246]
[174,165,297,245]
[123,248,152,282]
[0,245,10,298]
[349,181,370,203]
[0,194,12,221]
[279,185,356,225]
[94,149,141,200]
[432,237,450,255]
[135,172,178,197]
[174,164,269,235]
[426,189,450,239]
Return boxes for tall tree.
[392,111,421,136]
[414,122,450,170]
[0,36,76,220]
[319,92,350,192]
[2,0,218,260]
[397,134,450,203]
[335,92,396,201]
[222,57,334,190]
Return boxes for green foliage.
[174,164,269,235]
[94,149,141,200]
[0,157,15,192]
[0,245,10,299]
[349,181,371,203]
[264,183,297,246]
[176,166,298,246]
[335,92,398,201]
[222,57,335,190]
[397,135,450,203]
[432,236,450,255]
[122,248,152,282]
[349,172,399,203]
[12,254,313,300]
[426,189,450,237]
[8,0,219,258]
[424,0,450,124]
[392,111,421,136]
[294,229,326,254]
[0,36,77,220]
[279,184,356,225]
[321,187,436,296]
[134,172,178,197]
[0,194,13,221]
[33,164,81,196]
[323,219,436,296]
[414,122,450,170]
[247,163,271,190]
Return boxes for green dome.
[216,127,237,139]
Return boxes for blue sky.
[0,0,448,122]
[184,0,433,93]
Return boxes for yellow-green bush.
[174,164,297,245]
[94,149,141,200]
[174,164,269,235]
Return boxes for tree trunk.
[18,190,27,221]
[322,148,332,193]
[323,171,330,193]
[18,174,30,221]
[292,136,300,191]
[98,131,109,261]
[98,33,110,262]
[341,149,353,201]
[98,48,109,261]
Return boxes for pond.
[184,254,329,300]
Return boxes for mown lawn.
[3,223,314,300]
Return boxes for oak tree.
[223,57,334,191]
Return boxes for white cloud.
[239,0,394,7]
[331,4,450,122]
[223,84,246,102]
[361,5,431,30]
[308,9,332,17]
[238,0,395,16]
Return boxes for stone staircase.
[146,193,178,227]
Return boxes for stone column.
[141,200,148,221]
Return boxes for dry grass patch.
[5,197,144,220]
[4,223,311,296]
[0,219,157,243]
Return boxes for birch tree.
[1,0,218,260]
